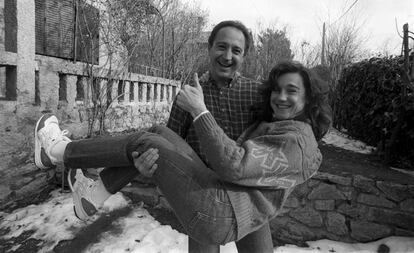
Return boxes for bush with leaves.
[334,56,414,168]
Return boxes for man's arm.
[166,97,192,139]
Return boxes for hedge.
[334,56,414,167]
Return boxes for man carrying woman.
[35,20,332,253]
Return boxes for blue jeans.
[64,126,237,245]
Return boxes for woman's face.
[270,72,307,120]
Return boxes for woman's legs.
[65,133,145,194]
[35,116,237,246]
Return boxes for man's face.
[208,26,246,83]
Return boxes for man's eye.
[233,49,242,55]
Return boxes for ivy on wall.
[334,56,414,167]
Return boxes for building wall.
[0,0,4,51]
[0,0,180,211]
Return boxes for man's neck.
[210,73,234,88]
[215,79,230,88]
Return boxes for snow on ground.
[322,128,376,154]
[1,190,414,253]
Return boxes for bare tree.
[324,18,365,89]
[294,40,321,68]
[126,0,208,83]
[77,0,146,136]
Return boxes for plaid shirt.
[167,73,264,165]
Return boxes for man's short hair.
[208,20,251,56]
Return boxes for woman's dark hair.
[208,20,251,56]
[260,61,332,141]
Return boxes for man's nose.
[223,49,232,60]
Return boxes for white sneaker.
[34,114,71,169]
[68,169,99,221]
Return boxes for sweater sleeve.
[193,112,321,189]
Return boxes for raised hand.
[176,73,208,118]
[132,149,159,178]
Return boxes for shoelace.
[39,123,70,148]
[75,171,96,194]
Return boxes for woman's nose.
[277,91,287,101]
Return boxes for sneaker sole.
[67,170,95,221]
[34,114,48,170]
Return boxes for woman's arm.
[193,112,322,189]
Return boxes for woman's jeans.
[63,125,237,245]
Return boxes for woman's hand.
[132,149,159,177]
[176,73,208,118]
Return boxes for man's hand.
[132,149,159,178]
[176,73,208,118]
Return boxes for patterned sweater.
[193,112,322,240]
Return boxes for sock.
[50,140,69,164]
[91,178,112,207]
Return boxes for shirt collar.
[200,71,240,88]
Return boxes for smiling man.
[166,20,274,253]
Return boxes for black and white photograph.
[0,0,413,252]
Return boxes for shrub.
[334,56,414,168]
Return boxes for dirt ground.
[319,144,413,185]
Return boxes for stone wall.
[270,171,414,246]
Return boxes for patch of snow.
[322,128,376,154]
[390,167,414,178]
